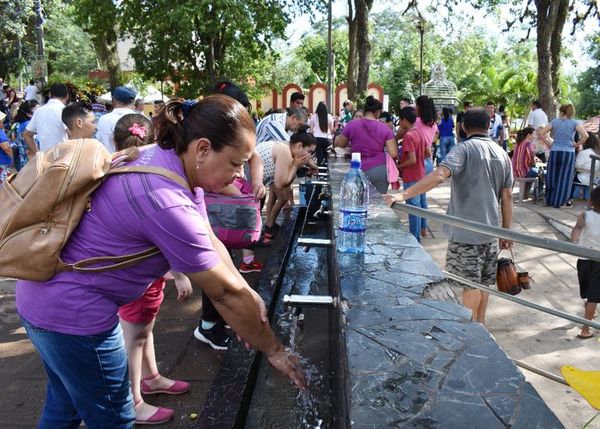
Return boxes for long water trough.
[197,158,563,428]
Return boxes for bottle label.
[338,209,367,233]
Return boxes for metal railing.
[391,203,600,261]
[390,202,600,384]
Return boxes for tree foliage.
[294,29,348,87]
[445,0,600,118]
[0,0,34,79]
[45,0,97,76]
[576,33,600,118]
[120,0,319,98]
[70,0,121,89]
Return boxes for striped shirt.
[511,140,534,178]
[256,113,289,143]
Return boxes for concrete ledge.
[329,159,564,429]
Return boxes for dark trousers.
[200,293,222,324]
[315,137,329,166]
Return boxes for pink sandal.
[141,373,190,395]
[134,400,174,425]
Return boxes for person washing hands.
[16,96,306,429]
[384,108,514,324]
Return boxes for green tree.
[346,0,374,101]
[70,0,121,89]
[456,0,600,119]
[121,0,318,98]
[294,29,348,87]
[0,0,34,80]
[44,0,97,76]
[576,33,600,118]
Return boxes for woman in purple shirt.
[16,95,305,428]
[335,95,398,193]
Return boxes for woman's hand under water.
[267,346,308,390]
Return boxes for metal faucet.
[283,294,337,308]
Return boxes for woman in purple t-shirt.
[335,95,398,194]
[16,96,306,428]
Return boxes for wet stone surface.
[329,160,563,429]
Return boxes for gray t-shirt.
[440,136,513,244]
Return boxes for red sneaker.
[239,260,264,273]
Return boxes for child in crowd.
[9,99,39,171]
[114,113,194,425]
[61,102,97,139]
[570,186,600,339]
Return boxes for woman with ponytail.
[16,95,306,428]
[308,101,334,166]
[413,95,439,237]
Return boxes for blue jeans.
[21,317,135,429]
[404,181,427,242]
[438,136,455,162]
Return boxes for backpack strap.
[60,163,190,274]
[108,166,191,191]
[60,247,162,274]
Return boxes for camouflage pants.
[445,240,499,289]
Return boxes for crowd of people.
[1,75,599,427]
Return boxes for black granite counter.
[330,158,563,429]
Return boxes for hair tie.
[218,82,227,92]
[181,99,197,118]
[128,123,146,139]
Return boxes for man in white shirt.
[96,86,137,152]
[485,101,504,145]
[24,80,39,101]
[526,99,549,161]
[24,83,69,154]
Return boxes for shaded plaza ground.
[411,182,600,429]
[0,254,268,428]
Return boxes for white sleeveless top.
[579,210,600,252]
[255,140,276,186]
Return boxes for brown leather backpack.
[0,138,189,281]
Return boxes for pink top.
[415,117,438,149]
[17,144,221,335]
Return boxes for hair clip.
[128,123,146,139]
[181,99,197,118]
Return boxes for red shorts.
[118,278,166,324]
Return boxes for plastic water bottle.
[337,153,369,253]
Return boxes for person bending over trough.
[16,95,306,429]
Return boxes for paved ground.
[0,251,268,428]
[400,183,600,429]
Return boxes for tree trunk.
[346,0,358,102]
[93,30,121,90]
[355,0,373,101]
[550,0,569,102]
[534,0,568,120]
